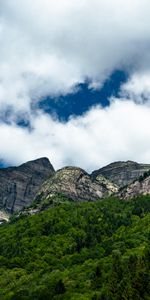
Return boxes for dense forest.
[0,196,150,299]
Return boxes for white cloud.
[1,0,150,115]
[1,1,150,169]
[121,72,150,103]
[1,99,150,172]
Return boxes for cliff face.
[95,174,119,193]
[92,161,150,187]
[36,166,113,203]
[1,158,150,216]
[0,210,9,224]
[119,175,150,199]
[0,158,55,213]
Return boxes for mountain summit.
[0,158,150,218]
[36,166,111,204]
[0,157,55,213]
[91,160,150,187]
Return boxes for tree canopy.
[0,195,150,299]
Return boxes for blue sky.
[38,70,127,121]
[1,0,150,171]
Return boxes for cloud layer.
[1,99,150,172]
[1,1,150,169]
[1,0,150,115]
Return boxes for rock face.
[0,210,9,224]
[119,176,150,199]
[1,157,150,216]
[95,174,119,193]
[37,166,111,203]
[0,158,55,213]
[92,161,150,187]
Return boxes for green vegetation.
[0,196,150,299]
[139,170,150,182]
[31,193,72,211]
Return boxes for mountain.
[119,171,150,199]
[35,167,114,206]
[0,159,150,299]
[91,160,150,187]
[0,157,55,213]
[1,158,150,219]
[0,160,150,298]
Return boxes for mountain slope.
[36,166,113,205]
[0,158,55,213]
[92,160,150,187]
[119,172,150,199]
[1,158,150,216]
[0,196,150,299]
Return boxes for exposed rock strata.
[0,210,9,224]
[1,158,150,216]
[119,176,150,199]
[92,161,150,187]
[95,174,119,193]
[36,166,111,202]
[0,158,55,213]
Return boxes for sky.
[1,0,150,171]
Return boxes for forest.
[0,195,150,299]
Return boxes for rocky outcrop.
[92,161,150,187]
[0,158,55,213]
[36,166,111,203]
[0,210,9,224]
[1,157,150,216]
[119,175,150,199]
[95,174,119,193]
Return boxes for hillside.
[0,158,150,299]
[0,195,150,299]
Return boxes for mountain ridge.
[1,157,150,222]
[0,157,55,213]
[91,160,150,187]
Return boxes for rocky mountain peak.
[36,166,111,204]
[91,160,150,187]
[0,157,55,213]
[1,157,150,217]
[17,157,54,172]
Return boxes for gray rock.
[0,158,55,213]
[36,166,110,203]
[119,175,150,199]
[0,210,9,224]
[95,174,119,193]
[91,161,150,187]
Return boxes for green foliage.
[0,195,150,299]
[138,169,150,182]
[31,193,72,211]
